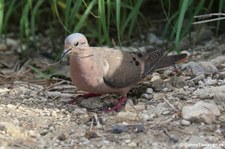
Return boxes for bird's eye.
[74,42,79,46]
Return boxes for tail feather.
[155,53,188,69]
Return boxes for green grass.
[0,0,145,55]
[0,0,4,34]
[1,0,225,55]
[161,0,223,50]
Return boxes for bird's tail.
[155,53,188,69]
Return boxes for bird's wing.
[99,47,164,88]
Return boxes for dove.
[62,33,188,112]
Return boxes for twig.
[93,113,102,128]
[193,13,225,24]
[127,100,142,121]
[89,116,94,131]
[194,13,225,19]
[163,128,178,143]
[0,79,50,85]
[41,59,62,66]
[46,80,68,90]
[162,95,178,112]
[193,17,225,24]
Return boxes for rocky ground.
[0,28,225,149]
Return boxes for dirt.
[0,29,225,149]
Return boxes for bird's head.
[61,33,89,58]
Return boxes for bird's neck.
[70,54,95,72]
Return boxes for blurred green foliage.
[0,0,224,54]
[161,0,225,49]
[0,0,143,48]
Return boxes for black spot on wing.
[135,61,139,66]
[137,53,143,58]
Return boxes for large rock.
[211,55,225,67]
[181,61,218,76]
[186,135,209,149]
[193,85,225,99]
[182,100,220,124]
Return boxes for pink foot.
[104,96,127,113]
[67,93,101,104]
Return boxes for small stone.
[80,137,90,145]
[51,110,57,117]
[171,121,180,126]
[220,141,225,147]
[218,79,225,85]
[125,139,131,143]
[58,133,67,141]
[0,88,10,94]
[219,71,225,79]
[151,75,161,82]
[147,33,160,44]
[49,126,55,132]
[77,113,90,124]
[131,124,145,133]
[146,88,153,94]
[6,38,18,47]
[141,113,155,121]
[0,44,7,51]
[73,108,87,114]
[204,77,217,86]
[151,78,165,91]
[162,87,168,92]
[163,69,173,76]
[219,115,225,122]
[84,131,100,139]
[6,104,15,108]
[116,111,139,121]
[127,141,137,147]
[112,125,128,134]
[0,124,6,131]
[185,80,195,87]
[124,101,145,112]
[141,93,151,99]
[79,98,104,110]
[169,76,186,88]
[165,83,174,92]
[181,119,190,126]
[153,93,163,100]
[173,88,188,100]
[28,130,41,138]
[162,111,170,115]
[40,129,48,136]
[103,140,110,144]
[192,74,205,83]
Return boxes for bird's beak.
[61,48,72,59]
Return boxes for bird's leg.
[67,93,101,104]
[104,96,128,113]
